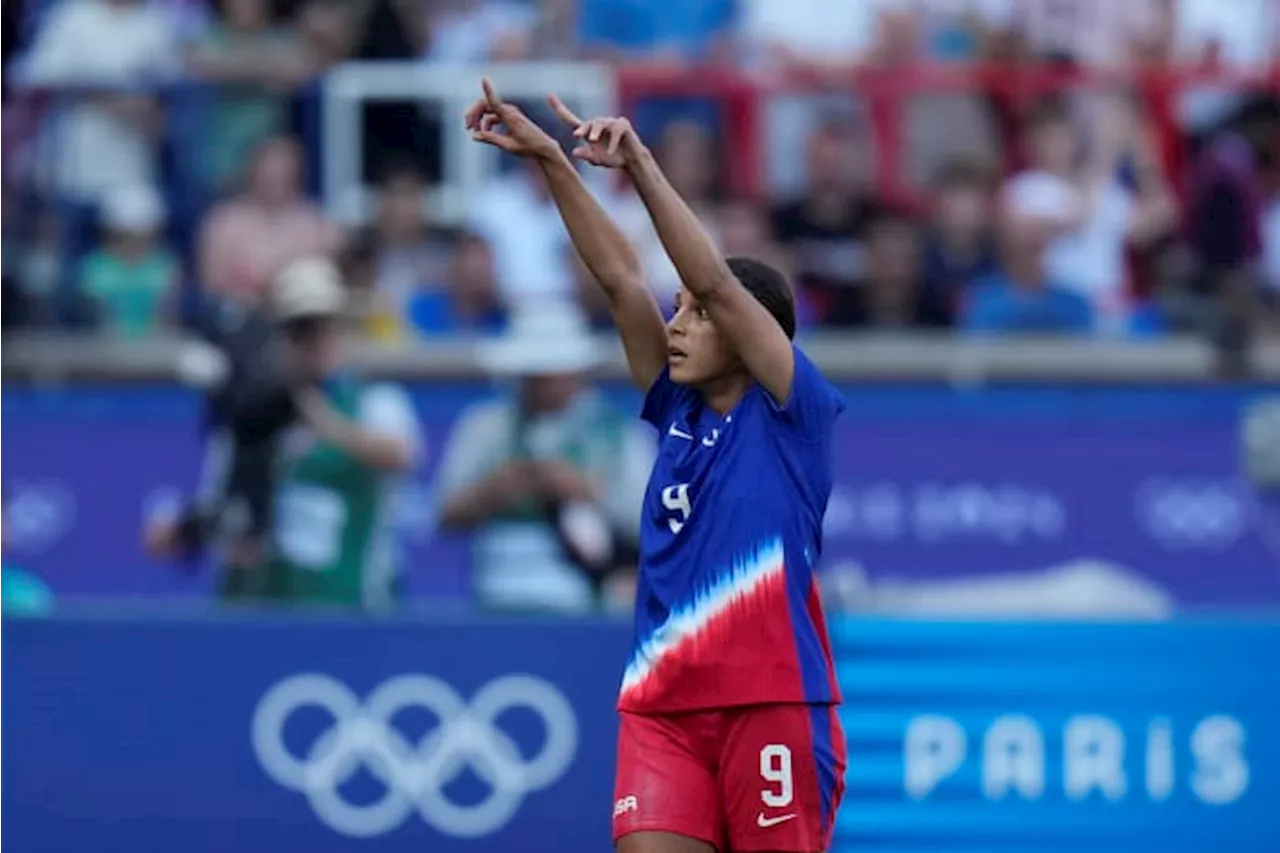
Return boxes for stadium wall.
[3,614,1277,852]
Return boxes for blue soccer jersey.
[618,346,846,713]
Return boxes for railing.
[616,62,1280,202]
[6,332,1280,383]
[320,62,616,225]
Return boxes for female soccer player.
[466,79,846,853]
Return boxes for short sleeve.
[436,403,509,498]
[358,383,424,468]
[640,368,687,429]
[767,346,845,438]
[603,423,657,532]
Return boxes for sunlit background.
[3,0,1280,851]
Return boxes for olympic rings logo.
[251,673,578,838]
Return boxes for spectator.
[353,0,427,59]
[197,135,341,302]
[438,305,653,614]
[527,0,581,59]
[580,0,733,62]
[338,234,385,339]
[24,0,179,204]
[920,158,1000,323]
[350,0,436,183]
[737,0,883,69]
[407,232,508,336]
[186,0,313,190]
[717,196,789,274]
[425,0,536,62]
[5,206,63,327]
[362,165,453,325]
[657,119,721,221]
[1,188,35,328]
[467,159,574,304]
[772,117,879,324]
[962,221,1093,335]
[296,0,353,68]
[1174,0,1275,133]
[830,209,941,329]
[1172,133,1267,355]
[1003,96,1176,334]
[1015,0,1169,67]
[78,184,179,337]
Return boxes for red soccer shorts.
[612,704,846,852]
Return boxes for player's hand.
[464,77,562,161]
[548,95,644,170]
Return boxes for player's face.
[666,286,740,387]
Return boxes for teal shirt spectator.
[962,273,1094,335]
[78,247,178,337]
[190,26,303,189]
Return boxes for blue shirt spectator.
[580,0,732,60]
[406,232,507,337]
[408,290,506,336]
[962,272,1093,335]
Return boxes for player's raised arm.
[464,79,667,391]
[568,116,796,405]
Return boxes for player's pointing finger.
[481,77,503,111]
[548,93,583,129]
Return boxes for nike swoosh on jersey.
[619,538,785,704]
[668,424,693,441]
[757,813,797,828]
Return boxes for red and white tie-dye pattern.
[619,539,807,713]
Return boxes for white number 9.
[760,744,794,808]
[661,484,692,534]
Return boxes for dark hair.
[1025,98,1071,131]
[377,159,426,188]
[931,157,993,192]
[340,231,378,270]
[727,256,796,340]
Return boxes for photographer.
[147,259,422,609]
[438,305,654,614]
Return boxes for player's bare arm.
[571,115,797,405]
[464,78,667,391]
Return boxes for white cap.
[477,303,604,376]
[271,257,347,322]
[102,184,166,232]
[1003,171,1082,221]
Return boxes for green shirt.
[78,248,177,338]
[195,28,298,189]
[221,379,420,610]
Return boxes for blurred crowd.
[2,0,1280,352]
